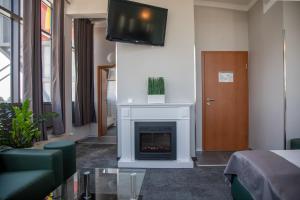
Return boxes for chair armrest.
[0,149,63,186]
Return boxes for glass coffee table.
[50,168,145,200]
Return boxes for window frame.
[71,21,76,102]
[41,0,52,37]
[0,0,55,104]
[41,0,53,103]
[0,0,22,103]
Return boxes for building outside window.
[0,0,22,103]
[41,0,53,103]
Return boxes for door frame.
[201,51,249,151]
[97,64,116,137]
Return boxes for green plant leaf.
[147,77,165,95]
[0,99,57,148]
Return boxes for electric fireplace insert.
[135,122,176,160]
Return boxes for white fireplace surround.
[118,103,194,168]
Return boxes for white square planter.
[147,95,165,104]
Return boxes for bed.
[224,150,300,200]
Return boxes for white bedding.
[271,150,300,168]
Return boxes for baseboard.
[196,147,202,152]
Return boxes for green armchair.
[291,139,300,150]
[0,149,63,200]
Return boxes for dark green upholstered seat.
[0,170,55,200]
[44,140,76,181]
[231,176,253,200]
[291,139,300,150]
[0,149,63,200]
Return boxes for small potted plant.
[0,99,57,148]
[148,77,165,104]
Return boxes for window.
[41,0,52,102]
[72,46,76,102]
[0,0,22,103]
[71,22,76,102]
[0,0,54,104]
[0,0,11,11]
[0,14,11,103]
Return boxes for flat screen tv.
[106,0,168,46]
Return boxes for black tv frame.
[106,0,168,46]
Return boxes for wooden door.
[97,65,115,137]
[98,68,108,137]
[202,51,248,151]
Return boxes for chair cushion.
[44,140,74,149]
[0,170,55,200]
[231,176,253,200]
[291,139,300,150]
[44,141,76,180]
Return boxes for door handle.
[206,98,215,102]
[206,98,215,106]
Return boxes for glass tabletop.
[50,168,146,200]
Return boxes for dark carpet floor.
[77,136,117,145]
[106,126,117,136]
[76,142,232,200]
[77,127,117,145]
[140,167,232,200]
[195,151,233,166]
[76,143,118,169]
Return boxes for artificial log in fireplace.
[135,122,177,160]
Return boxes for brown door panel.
[202,52,248,151]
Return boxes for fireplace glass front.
[135,122,176,160]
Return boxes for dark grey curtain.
[23,0,46,140]
[73,19,96,126]
[51,0,65,135]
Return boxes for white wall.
[65,0,108,18]
[94,26,115,69]
[194,6,249,150]
[90,26,116,135]
[64,0,111,136]
[93,26,116,115]
[117,0,195,104]
[283,2,300,148]
[64,0,115,137]
[64,0,297,153]
[64,14,96,136]
[117,0,196,156]
[248,0,284,150]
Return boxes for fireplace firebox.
[135,122,176,160]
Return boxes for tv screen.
[106,0,168,46]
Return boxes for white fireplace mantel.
[118,103,194,168]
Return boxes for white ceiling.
[194,0,258,11]
[206,0,254,6]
